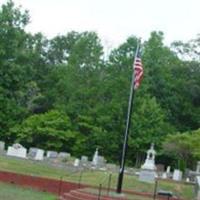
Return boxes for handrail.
[58,170,113,198]
[58,169,84,196]
[97,172,113,199]
[78,170,83,188]
[98,184,102,200]
[107,173,112,195]
[153,179,158,200]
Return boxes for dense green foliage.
[0,1,199,167]
[163,129,200,170]
[8,110,78,152]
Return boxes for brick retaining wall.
[0,170,86,195]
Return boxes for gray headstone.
[0,141,5,152]
[58,152,71,162]
[97,156,106,168]
[28,148,37,158]
[80,156,88,166]
[28,148,44,160]
[58,152,71,159]
[197,161,200,173]
[139,169,157,183]
[47,151,58,158]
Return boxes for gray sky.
[1,0,200,48]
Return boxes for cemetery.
[0,1,200,200]
[0,140,197,199]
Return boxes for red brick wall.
[0,170,86,195]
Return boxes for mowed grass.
[0,155,195,200]
[0,182,56,200]
[0,155,72,179]
[78,171,194,199]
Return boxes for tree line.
[0,1,200,169]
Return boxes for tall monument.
[92,148,99,166]
[139,143,157,183]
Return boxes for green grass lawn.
[0,182,56,200]
[0,155,195,200]
[0,155,72,179]
[77,171,194,199]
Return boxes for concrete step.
[58,196,66,200]
[71,189,127,200]
[63,193,84,200]
[60,189,128,200]
[70,190,101,200]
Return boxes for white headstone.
[28,148,44,160]
[173,169,182,181]
[196,176,200,200]
[92,148,99,166]
[166,166,171,174]
[196,176,200,185]
[162,172,167,179]
[7,143,27,158]
[34,149,44,160]
[186,177,190,182]
[74,158,80,167]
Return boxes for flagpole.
[116,40,140,194]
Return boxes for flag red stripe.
[133,50,143,90]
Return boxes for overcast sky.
[1,0,200,48]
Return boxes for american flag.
[133,48,143,90]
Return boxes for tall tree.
[0,0,30,139]
[163,129,200,169]
[8,110,78,152]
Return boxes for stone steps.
[59,188,183,200]
[59,189,127,200]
